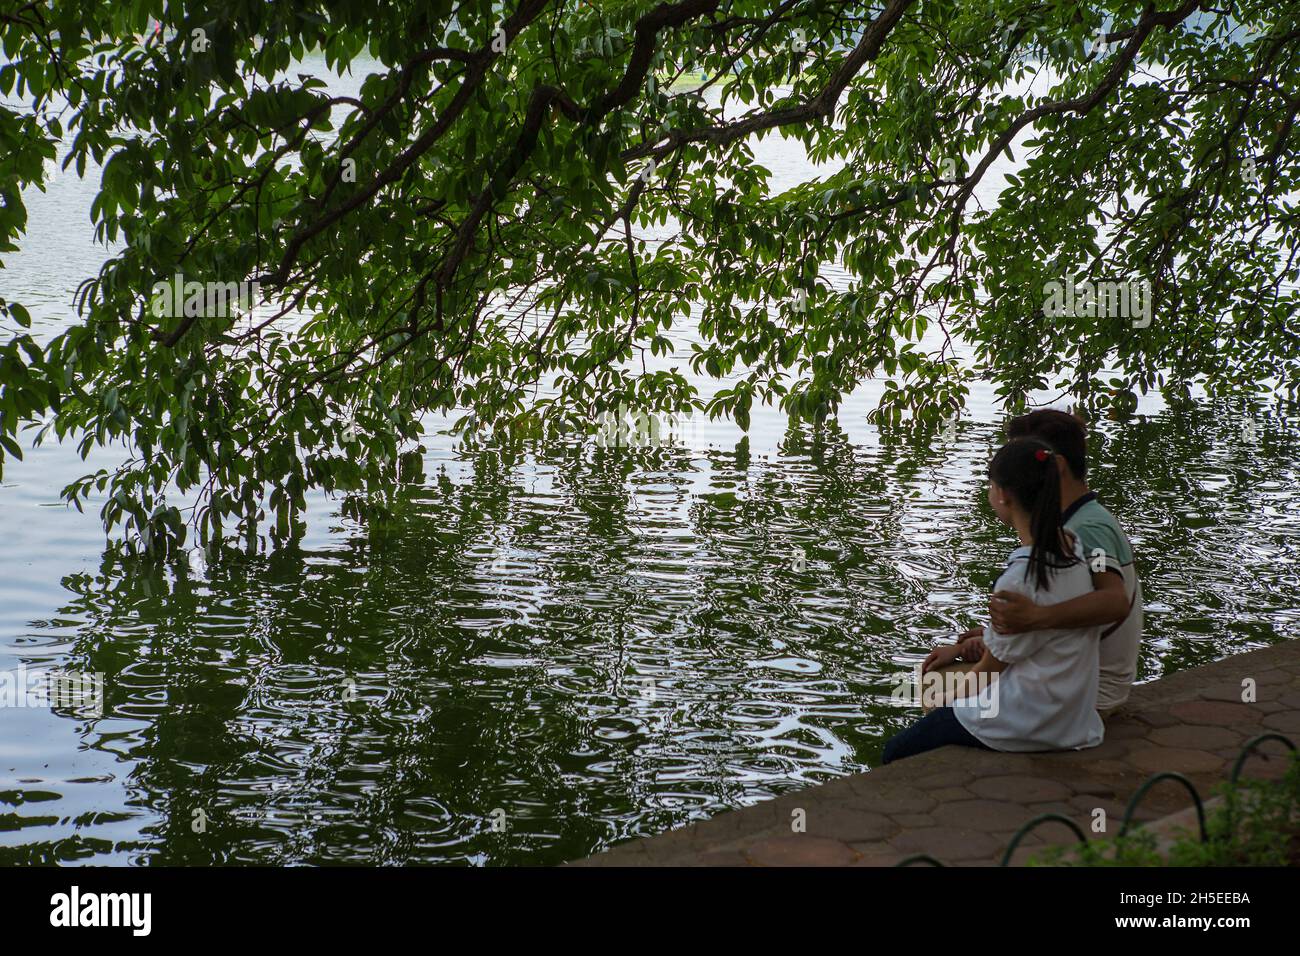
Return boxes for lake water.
[3,55,1299,865]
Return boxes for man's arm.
[988,571,1128,634]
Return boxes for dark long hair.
[989,438,1078,591]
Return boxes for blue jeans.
[882,706,993,764]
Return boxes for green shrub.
[1032,751,1300,867]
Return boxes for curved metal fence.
[895,732,1297,867]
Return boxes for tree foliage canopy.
[0,0,1297,552]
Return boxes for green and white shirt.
[1062,492,1144,711]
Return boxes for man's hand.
[988,573,1128,633]
[989,590,1042,634]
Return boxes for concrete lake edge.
[573,640,1300,866]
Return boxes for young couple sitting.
[883,409,1143,763]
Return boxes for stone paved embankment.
[574,640,1300,866]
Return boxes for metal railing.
[895,732,1297,866]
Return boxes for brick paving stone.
[1235,736,1300,759]
[932,746,1001,768]
[696,850,751,866]
[1149,724,1245,751]
[912,769,976,789]
[930,786,975,802]
[1168,700,1263,727]
[1040,757,1137,780]
[1008,814,1090,848]
[1101,721,1149,741]
[932,798,1035,830]
[1125,745,1226,775]
[630,829,706,863]
[1225,754,1290,781]
[1025,800,1081,818]
[1200,681,1255,703]
[1228,737,1300,768]
[1067,793,1158,824]
[1250,668,1294,685]
[1070,784,1119,798]
[1115,787,1198,818]
[745,796,810,832]
[969,774,1073,803]
[807,776,863,805]
[848,847,906,867]
[888,826,1003,861]
[1132,709,1181,728]
[804,805,896,842]
[577,841,650,866]
[893,813,935,828]
[744,835,859,866]
[690,805,781,844]
[973,753,1044,774]
[1039,737,1134,765]
[1261,710,1300,735]
[845,783,937,815]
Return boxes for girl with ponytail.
[882,438,1104,763]
[987,438,1076,592]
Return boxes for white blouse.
[952,541,1104,752]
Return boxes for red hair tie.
[1035,449,1051,462]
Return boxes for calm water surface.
[2,56,1299,865]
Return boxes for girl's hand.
[958,636,987,662]
[922,643,964,673]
